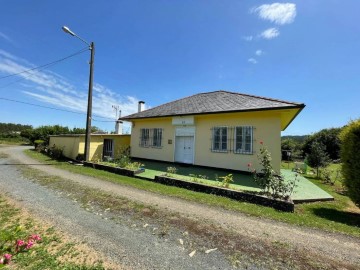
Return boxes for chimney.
[138,101,145,112]
[115,119,123,135]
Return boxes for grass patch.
[18,166,356,270]
[0,137,29,145]
[25,150,360,237]
[0,195,104,269]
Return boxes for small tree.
[302,128,342,160]
[253,143,298,200]
[340,119,360,206]
[306,141,330,178]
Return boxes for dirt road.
[0,146,359,269]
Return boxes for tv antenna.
[112,105,121,119]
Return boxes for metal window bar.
[210,126,255,154]
[140,128,163,148]
[234,126,253,154]
[103,139,113,159]
[139,128,150,147]
[152,128,163,147]
[210,127,229,152]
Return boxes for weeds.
[0,196,104,269]
[219,174,234,188]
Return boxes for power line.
[0,47,89,80]
[92,119,118,122]
[0,48,89,90]
[0,97,116,121]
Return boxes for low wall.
[83,162,144,177]
[153,176,294,212]
[82,162,294,212]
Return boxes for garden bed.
[83,162,144,177]
[83,162,294,212]
[153,175,294,212]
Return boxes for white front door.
[175,136,194,164]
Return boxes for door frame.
[173,127,195,164]
[103,139,114,159]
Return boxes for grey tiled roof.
[121,90,305,120]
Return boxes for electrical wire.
[0,48,89,90]
[0,97,117,122]
[0,48,122,123]
[0,47,89,80]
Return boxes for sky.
[0,0,359,135]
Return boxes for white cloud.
[259,28,280,39]
[243,35,253,41]
[252,3,296,25]
[0,49,140,119]
[255,50,263,56]
[0,32,15,44]
[248,58,257,64]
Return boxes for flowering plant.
[250,142,298,200]
[0,234,41,265]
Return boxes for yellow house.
[49,134,131,161]
[121,90,305,172]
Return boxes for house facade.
[121,91,305,172]
[49,134,130,161]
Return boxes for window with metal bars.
[152,128,162,148]
[234,126,253,154]
[211,126,228,152]
[139,128,163,148]
[211,126,254,154]
[140,128,150,147]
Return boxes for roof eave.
[282,104,306,131]
[120,104,305,121]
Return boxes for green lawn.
[137,159,333,201]
[137,159,259,191]
[24,150,360,237]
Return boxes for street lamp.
[62,26,95,161]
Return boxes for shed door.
[175,136,194,164]
[103,139,114,159]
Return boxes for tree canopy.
[302,128,342,161]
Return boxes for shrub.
[320,168,336,185]
[339,119,360,206]
[114,146,131,168]
[34,140,45,151]
[48,145,64,159]
[219,174,233,188]
[253,143,298,200]
[166,167,178,177]
[125,162,144,171]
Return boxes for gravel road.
[0,146,235,269]
[0,145,359,269]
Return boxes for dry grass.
[1,194,119,270]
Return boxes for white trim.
[211,126,228,152]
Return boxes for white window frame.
[140,128,150,147]
[212,126,228,152]
[152,128,163,148]
[234,126,253,154]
